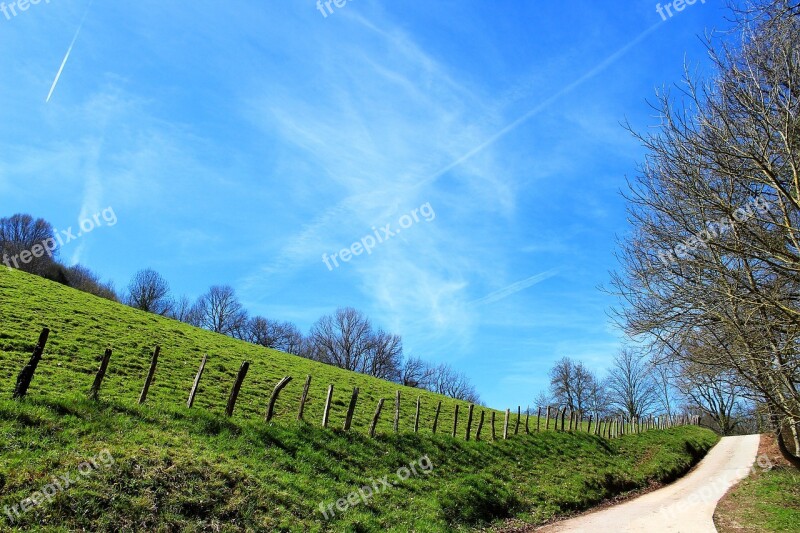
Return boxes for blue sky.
[0,0,732,409]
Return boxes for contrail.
[46,0,93,103]
[469,269,559,307]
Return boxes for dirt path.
[538,435,760,533]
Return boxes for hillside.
[0,268,719,531]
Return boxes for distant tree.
[0,213,58,276]
[677,362,746,436]
[430,364,481,404]
[126,269,173,315]
[193,285,248,336]
[606,349,658,419]
[533,391,552,410]
[308,307,374,372]
[64,264,118,301]
[549,357,597,413]
[246,317,305,355]
[169,295,198,324]
[365,329,403,381]
[400,357,435,389]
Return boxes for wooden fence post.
[452,404,459,438]
[537,407,542,432]
[587,415,593,434]
[322,385,334,428]
[525,406,530,434]
[88,348,113,400]
[414,397,421,433]
[138,346,161,405]
[491,411,496,441]
[515,406,521,435]
[560,407,567,431]
[476,410,485,441]
[225,361,249,417]
[187,355,207,408]
[13,328,50,400]
[369,399,385,438]
[465,404,474,441]
[343,387,359,431]
[297,375,312,421]
[503,409,510,440]
[545,406,551,430]
[432,400,442,434]
[266,376,293,422]
[393,391,401,433]
[568,410,574,431]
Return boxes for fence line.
[9,328,701,440]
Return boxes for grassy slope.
[0,268,720,531]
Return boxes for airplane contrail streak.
[46,0,94,103]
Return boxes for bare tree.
[677,362,747,436]
[193,285,248,336]
[549,357,597,413]
[126,269,173,315]
[0,214,58,276]
[246,317,305,355]
[64,264,118,301]
[169,295,197,324]
[308,307,374,372]
[606,349,658,419]
[400,357,435,388]
[430,364,481,404]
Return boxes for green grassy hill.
[0,268,719,531]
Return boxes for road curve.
[538,435,760,533]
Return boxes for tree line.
[610,0,800,467]
[536,351,761,437]
[0,217,480,404]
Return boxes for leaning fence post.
[515,406,521,435]
[369,398,385,438]
[503,409,510,440]
[414,397,421,433]
[476,410,485,441]
[465,404,474,441]
[587,415,593,435]
[266,376,293,422]
[322,385,334,428]
[13,328,51,400]
[537,407,542,432]
[432,400,442,434]
[187,355,207,408]
[343,387,359,431]
[225,361,249,417]
[452,404,459,438]
[297,375,312,421]
[393,391,401,432]
[525,406,530,434]
[138,346,161,405]
[89,348,113,400]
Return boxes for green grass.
[0,268,721,531]
[716,461,800,532]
